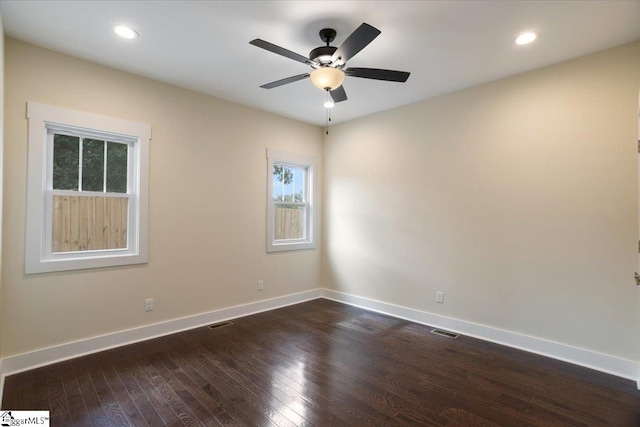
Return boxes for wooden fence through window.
[52,195,128,252]
[275,206,304,240]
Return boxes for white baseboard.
[0,289,322,379]
[1,287,638,401]
[321,289,640,384]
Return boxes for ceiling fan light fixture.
[310,67,345,91]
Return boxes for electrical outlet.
[257,280,264,291]
[436,291,444,304]
[145,298,154,311]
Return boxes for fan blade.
[260,73,310,89]
[250,39,314,65]
[345,67,410,82]
[331,23,381,64]
[330,85,347,103]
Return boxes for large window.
[50,132,130,253]
[267,149,316,252]
[25,102,150,273]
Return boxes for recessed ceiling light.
[324,100,335,109]
[515,32,537,45]
[114,26,139,39]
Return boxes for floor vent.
[208,321,233,330]
[431,328,459,339]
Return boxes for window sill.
[26,252,148,274]
[267,240,317,253]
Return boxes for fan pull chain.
[325,89,332,135]
[326,107,331,135]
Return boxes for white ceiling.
[2,1,640,126]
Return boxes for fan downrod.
[310,28,338,64]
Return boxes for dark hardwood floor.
[2,299,640,426]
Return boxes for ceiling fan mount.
[250,23,410,104]
[309,29,340,67]
[318,28,337,44]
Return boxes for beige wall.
[2,38,323,357]
[323,41,640,361]
[0,14,4,361]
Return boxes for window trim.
[266,149,317,252]
[25,102,151,274]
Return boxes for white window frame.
[267,149,317,252]
[25,102,151,274]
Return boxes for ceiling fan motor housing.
[310,46,338,65]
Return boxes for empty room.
[0,1,640,426]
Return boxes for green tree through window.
[53,135,79,190]
[52,134,127,192]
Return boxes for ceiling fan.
[250,23,410,104]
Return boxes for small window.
[267,149,316,252]
[25,102,150,273]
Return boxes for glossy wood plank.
[3,299,640,426]
[58,360,92,426]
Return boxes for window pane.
[273,163,306,202]
[274,204,305,240]
[82,138,105,192]
[53,134,79,190]
[293,167,306,202]
[273,165,284,201]
[273,164,290,201]
[52,195,128,253]
[107,142,128,193]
